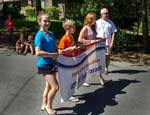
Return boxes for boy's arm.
[58,46,76,54]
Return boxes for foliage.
[0,17,64,40]
[24,6,60,19]
[43,6,60,19]
[2,2,21,18]
[24,7,36,17]
[111,0,141,30]
[113,30,143,53]
[64,0,142,30]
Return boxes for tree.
[142,0,150,52]
[35,0,42,15]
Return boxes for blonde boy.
[58,19,80,102]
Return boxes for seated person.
[23,35,34,55]
[16,33,26,54]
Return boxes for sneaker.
[69,96,80,102]
[82,82,90,87]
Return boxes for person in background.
[5,14,15,45]
[78,12,107,87]
[34,12,59,115]
[23,34,34,55]
[58,19,80,102]
[96,8,117,74]
[15,33,26,54]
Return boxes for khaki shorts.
[105,46,111,55]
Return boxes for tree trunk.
[142,0,150,53]
[36,0,42,15]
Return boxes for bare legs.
[105,55,110,74]
[16,44,25,54]
[23,45,34,54]
[41,73,59,114]
[41,81,49,108]
[98,74,105,86]
[29,45,34,54]
[83,74,106,87]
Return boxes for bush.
[24,6,60,19]
[43,7,60,19]
[113,30,143,53]
[24,7,36,17]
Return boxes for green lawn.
[0,17,64,39]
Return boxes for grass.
[0,17,64,36]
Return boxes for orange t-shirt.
[58,35,74,50]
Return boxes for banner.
[57,42,106,102]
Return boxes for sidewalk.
[0,44,16,55]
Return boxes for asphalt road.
[0,50,150,115]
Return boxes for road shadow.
[110,69,147,75]
[56,79,140,115]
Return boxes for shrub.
[113,30,143,53]
[24,7,36,17]
[43,7,60,19]
[24,6,60,20]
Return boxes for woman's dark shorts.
[37,64,57,74]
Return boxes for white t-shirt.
[96,18,117,46]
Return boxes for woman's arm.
[78,26,91,44]
[35,46,58,59]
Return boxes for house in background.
[0,0,65,19]
[24,0,65,19]
[24,0,54,7]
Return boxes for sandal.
[41,105,46,111]
[45,107,57,115]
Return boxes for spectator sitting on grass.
[15,33,26,54]
[23,35,34,55]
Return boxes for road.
[0,49,150,115]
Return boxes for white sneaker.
[69,96,80,102]
[82,82,90,87]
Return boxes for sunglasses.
[103,13,109,15]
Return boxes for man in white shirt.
[96,8,117,74]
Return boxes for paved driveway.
[0,50,150,115]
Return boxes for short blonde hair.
[62,19,75,30]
